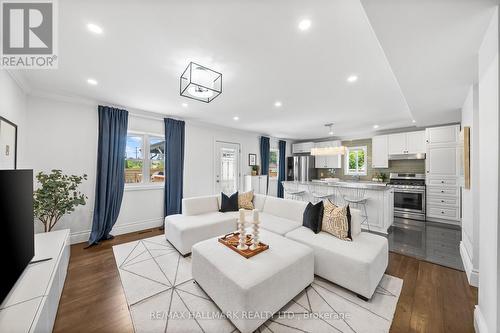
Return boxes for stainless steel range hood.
[388,153,426,160]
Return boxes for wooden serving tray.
[218,232,269,259]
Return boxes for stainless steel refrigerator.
[287,156,316,182]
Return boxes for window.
[125,134,165,185]
[345,146,367,175]
[269,149,279,178]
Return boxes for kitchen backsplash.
[317,138,425,181]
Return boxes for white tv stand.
[0,229,70,332]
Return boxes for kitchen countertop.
[282,180,389,190]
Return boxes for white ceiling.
[360,0,497,127]
[14,0,497,139]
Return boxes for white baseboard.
[474,306,488,333]
[69,217,164,244]
[460,241,479,287]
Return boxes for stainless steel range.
[388,173,426,221]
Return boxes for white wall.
[0,70,27,167]
[475,7,499,333]
[25,95,165,243]
[460,84,480,287]
[183,121,293,198]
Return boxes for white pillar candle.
[253,209,259,223]
[239,208,245,223]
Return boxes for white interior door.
[215,141,240,194]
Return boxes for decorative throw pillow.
[321,200,352,241]
[220,192,239,212]
[238,191,254,210]
[302,201,324,234]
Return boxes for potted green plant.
[33,169,88,232]
[380,172,388,182]
[251,165,259,176]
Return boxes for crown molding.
[5,70,32,95]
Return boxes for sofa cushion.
[262,196,308,223]
[302,201,324,233]
[182,195,219,216]
[285,226,388,298]
[223,209,254,221]
[259,212,301,235]
[253,194,267,211]
[165,212,237,255]
[220,192,239,212]
[349,207,362,239]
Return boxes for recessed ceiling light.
[87,78,98,85]
[274,101,282,108]
[347,75,358,83]
[233,116,239,121]
[298,19,312,31]
[373,124,379,129]
[87,23,103,34]
[181,103,188,108]
[412,119,416,123]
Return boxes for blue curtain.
[277,140,286,198]
[260,136,270,193]
[88,106,128,245]
[164,118,185,216]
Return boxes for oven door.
[393,188,425,220]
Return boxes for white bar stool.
[283,182,307,201]
[341,187,370,231]
[308,184,335,204]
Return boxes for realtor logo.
[1,0,58,68]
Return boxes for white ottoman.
[192,230,314,333]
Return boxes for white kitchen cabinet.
[314,141,342,168]
[244,175,268,195]
[387,133,407,155]
[372,135,388,168]
[426,145,459,177]
[387,131,425,154]
[425,125,459,145]
[406,131,426,154]
[425,125,461,225]
[292,142,314,154]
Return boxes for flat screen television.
[0,169,34,304]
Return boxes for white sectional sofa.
[164,193,388,299]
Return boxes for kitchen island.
[282,180,394,234]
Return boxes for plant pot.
[251,171,257,176]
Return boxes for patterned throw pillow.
[238,191,254,210]
[321,200,352,241]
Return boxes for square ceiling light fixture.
[180,62,222,103]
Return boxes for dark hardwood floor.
[53,228,477,333]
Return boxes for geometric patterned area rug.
[113,235,403,333]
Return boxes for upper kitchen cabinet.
[372,135,388,168]
[407,131,426,153]
[387,131,425,155]
[314,141,342,168]
[387,133,406,155]
[425,125,460,145]
[292,142,314,154]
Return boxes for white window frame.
[125,131,165,189]
[269,148,279,179]
[344,146,367,176]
